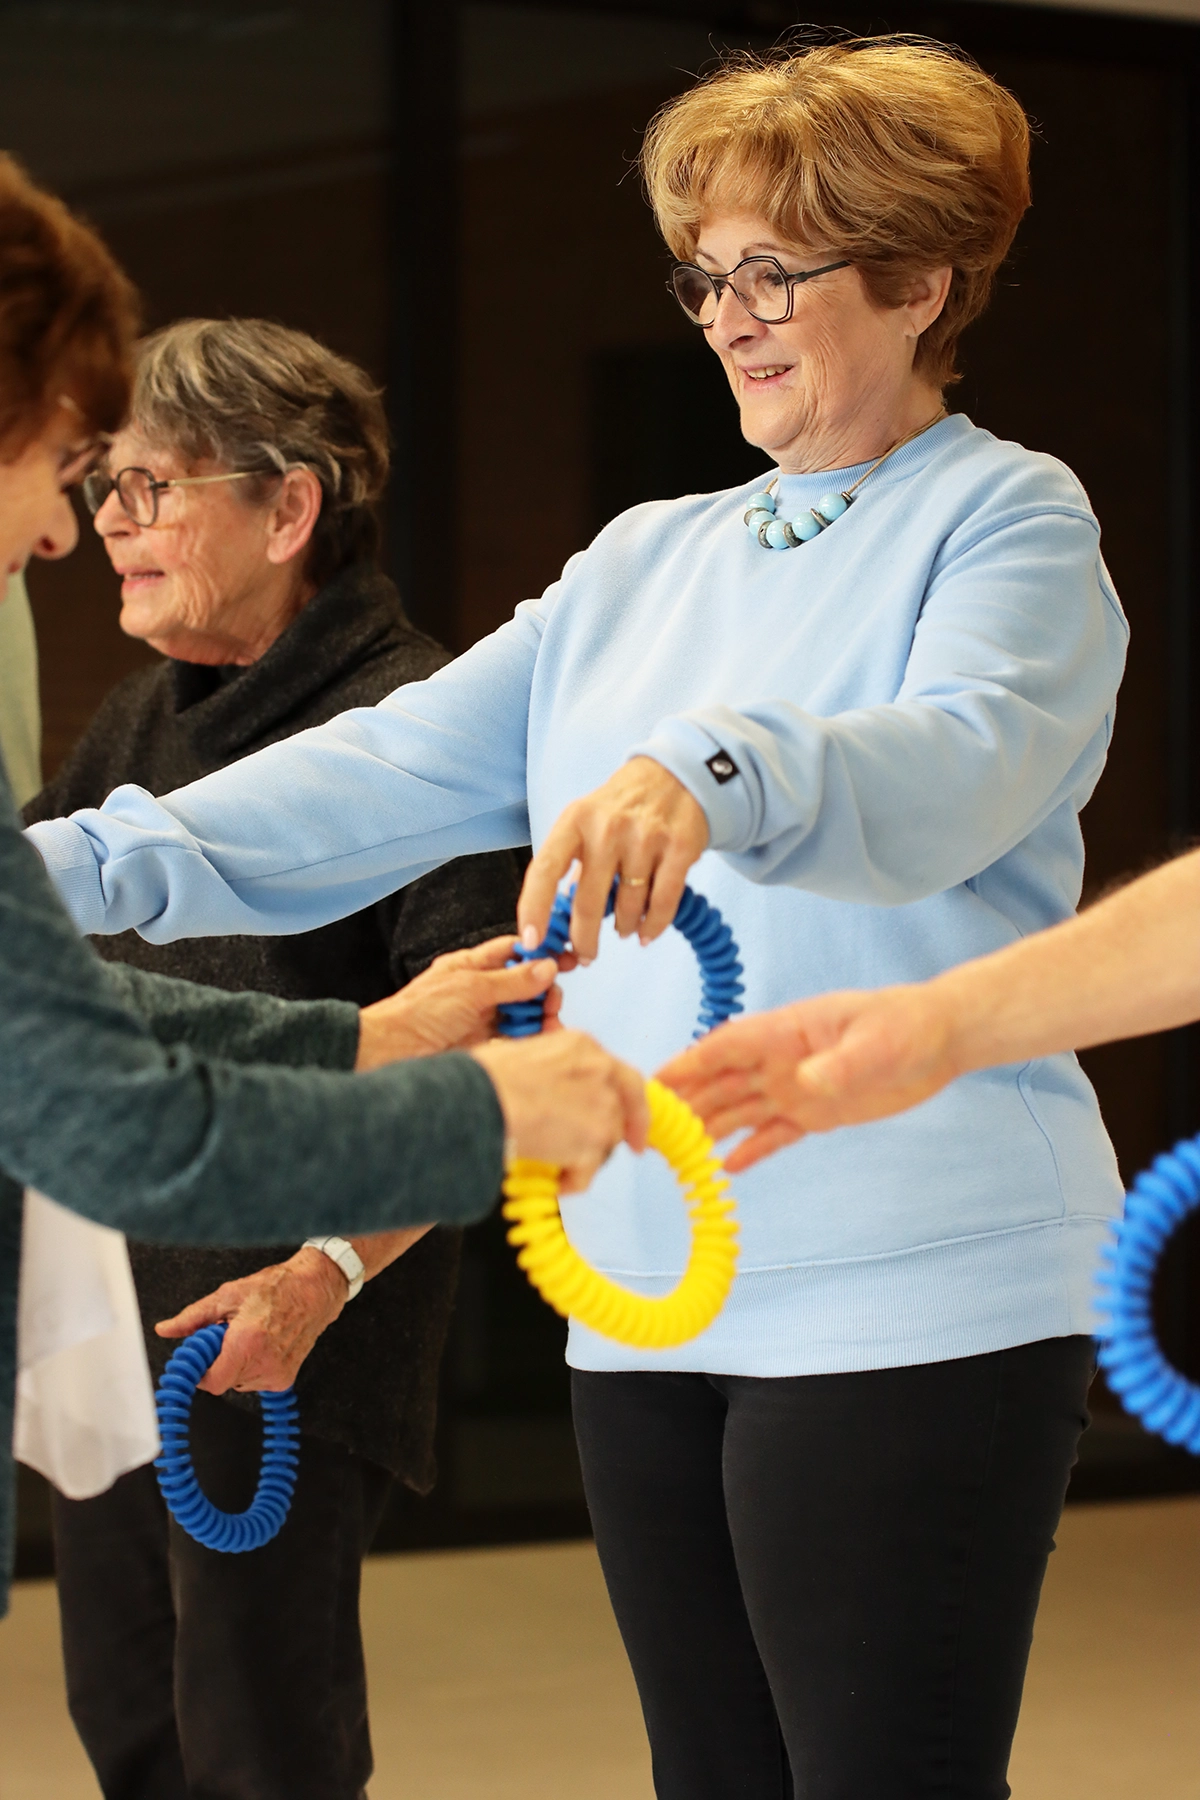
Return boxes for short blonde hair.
[133,319,389,587]
[641,36,1031,388]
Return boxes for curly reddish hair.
[641,37,1031,389]
[0,152,139,455]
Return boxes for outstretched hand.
[657,984,961,1172]
[518,757,710,962]
[356,934,563,1070]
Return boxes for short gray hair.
[132,318,389,587]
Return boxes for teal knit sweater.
[0,757,504,1617]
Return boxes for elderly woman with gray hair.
[24,317,525,1800]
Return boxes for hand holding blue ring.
[154,1321,301,1553]
[498,879,745,1040]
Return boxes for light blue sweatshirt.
[28,415,1129,1376]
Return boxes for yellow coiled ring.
[501,1079,739,1349]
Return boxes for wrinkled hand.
[658,984,960,1172]
[518,757,709,961]
[471,1029,649,1193]
[155,1248,350,1393]
[356,935,563,1070]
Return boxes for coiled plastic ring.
[502,1078,739,1350]
[498,880,744,1040]
[154,1322,301,1551]
[1095,1131,1200,1454]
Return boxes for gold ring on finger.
[619,874,650,888]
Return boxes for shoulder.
[88,659,173,722]
[294,629,451,725]
[909,418,1114,605]
[335,622,452,705]
[370,626,452,688]
[929,418,1098,526]
[918,421,1126,633]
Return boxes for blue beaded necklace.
[744,408,947,551]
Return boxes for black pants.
[573,1337,1093,1800]
[51,1391,392,1800]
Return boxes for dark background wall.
[2,1,391,771]
[11,0,1200,1568]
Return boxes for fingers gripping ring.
[498,880,745,1040]
[502,1079,739,1350]
[154,1322,301,1552]
[1095,1132,1200,1454]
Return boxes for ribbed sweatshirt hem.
[565,1215,1110,1375]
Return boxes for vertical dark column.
[388,0,461,646]
[1167,77,1198,890]
[1165,72,1200,1139]
[1164,69,1200,1369]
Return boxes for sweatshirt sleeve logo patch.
[705,749,740,785]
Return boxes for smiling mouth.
[742,365,792,383]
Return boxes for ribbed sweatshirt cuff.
[23,817,107,934]
[627,716,756,852]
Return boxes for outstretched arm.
[3,774,637,1242]
[152,1018,650,1394]
[26,600,547,942]
[660,847,1200,1168]
[100,960,363,1069]
[97,937,566,1391]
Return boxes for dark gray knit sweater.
[24,562,520,1488]
[0,744,507,1618]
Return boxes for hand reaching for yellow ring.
[502,1079,739,1349]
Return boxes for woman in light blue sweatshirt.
[28,41,1127,1798]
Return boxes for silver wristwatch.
[303,1235,365,1300]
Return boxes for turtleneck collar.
[170,562,406,766]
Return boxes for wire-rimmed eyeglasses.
[669,255,851,328]
[82,466,260,528]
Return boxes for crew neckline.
[769,411,969,500]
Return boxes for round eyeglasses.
[82,466,259,528]
[669,255,851,328]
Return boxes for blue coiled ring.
[498,880,744,1040]
[154,1321,301,1552]
[1095,1131,1200,1454]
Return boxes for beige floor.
[0,1498,1196,1798]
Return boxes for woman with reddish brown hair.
[0,152,647,1632]
[30,39,1132,1793]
